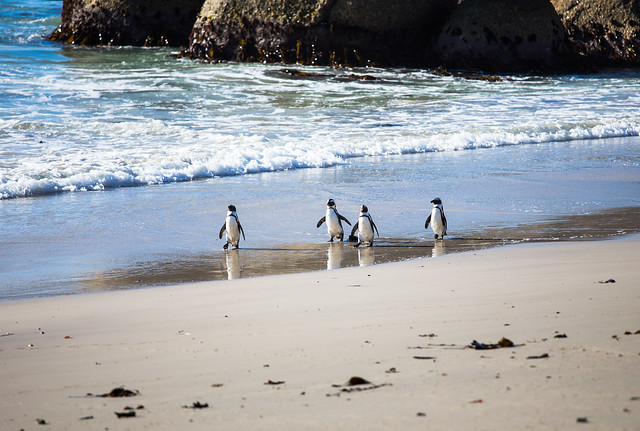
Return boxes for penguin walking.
[425,197,447,240]
[350,205,379,247]
[316,199,351,242]
[219,204,246,250]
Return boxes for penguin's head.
[326,199,336,208]
[228,204,237,213]
[360,205,368,213]
[431,198,442,206]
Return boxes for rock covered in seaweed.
[47,0,640,71]
[49,0,205,46]
[551,0,640,67]
[433,0,574,73]
[184,0,457,66]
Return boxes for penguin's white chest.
[225,216,241,244]
[430,207,445,236]
[358,216,375,243]
[326,209,343,236]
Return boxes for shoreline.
[3,204,640,301]
[1,234,639,430]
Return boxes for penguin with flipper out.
[316,199,351,242]
[219,205,246,250]
[425,197,447,240]
[350,204,379,247]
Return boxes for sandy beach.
[1,235,639,430]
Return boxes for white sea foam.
[2,117,639,200]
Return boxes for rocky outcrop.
[433,0,574,73]
[49,0,205,46]
[47,0,640,71]
[184,0,456,66]
[551,0,640,67]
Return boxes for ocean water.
[1,0,640,300]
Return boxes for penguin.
[350,204,379,247]
[316,198,351,242]
[219,204,246,250]
[425,197,447,240]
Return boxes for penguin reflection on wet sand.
[350,204,379,247]
[219,205,246,250]
[425,197,447,240]
[317,199,351,242]
[225,249,240,279]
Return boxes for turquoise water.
[1,1,639,300]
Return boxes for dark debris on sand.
[327,376,392,397]
[183,401,209,409]
[469,337,517,350]
[89,387,139,397]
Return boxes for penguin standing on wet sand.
[219,205,246,250]
[317,199,351,242]
[425,197,447,240]
[350,204,379,247]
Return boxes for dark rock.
[184,0,457,66]
[434,0,575,73]
[346,376,370,386]
[551,0,640,67]
[49,0,205,46]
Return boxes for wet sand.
[1,234,639,430]
[75,205,640,294]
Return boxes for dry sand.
[1,235,639,430]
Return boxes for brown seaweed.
[183,401,209,409]
[527,353,550,359]
[92,387,139,397]
[469,337,515,350]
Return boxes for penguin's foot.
[223,243,229,250]
[327,238,334,243]
[232,244,239,250]
[434,234,439,240]
[354,242,361,248]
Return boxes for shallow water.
[2,140,639,300]
[1,1,640,300]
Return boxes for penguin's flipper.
[350,221,359,238]
[219,223,226,239]
[238,222,246,241]
[316,216,326,228]
[371,219,380,237]
[424,214,431,229]
[442,211,447,233]
[338,214,351,226]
